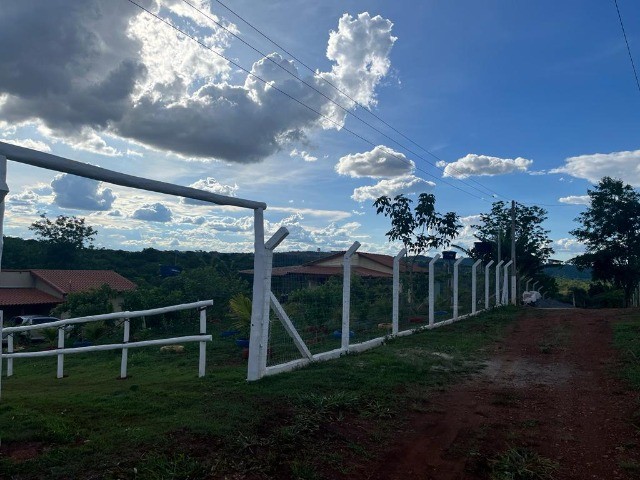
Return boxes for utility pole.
[497,230,501,265]
[511,201,517,305]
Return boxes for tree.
[29,214,97,267]
[472,201,554,278]
[373,193,461,255]
[30,214,97,249]
[374,193,461,308]
[570,177,640,307]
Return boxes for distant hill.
[543,264,592,280]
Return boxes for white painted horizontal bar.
[264,358,311,376]
[4,300,213,333]
[313,348,345,362]
[2,335,212,359]
[347,337,385,353]
[0,142,266,210]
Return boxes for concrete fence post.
[429,254,441,326]
[342,242,360,350]
[495,260,504,306]
[392,248,406,335]
[472,259,482,314]
[453,257,464,320]
[485,260,494,310]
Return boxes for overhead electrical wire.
[613,0,640,94]
[210,0,509,200]
[125,0,491,202]
[177,0,500,200]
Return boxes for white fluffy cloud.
[132,202,173,222]
[551,150,640,186]
[336,145,414,178]
[0,138,51,153]
[51,174,116,211]
[441,154,533,178]
[554,238,585,254]
[558,195,590,205]
[290,149,318,162]
[182,177,239,205]
[0,3,396,162]
[351,175,435,202]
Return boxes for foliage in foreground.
[0,307,517,480]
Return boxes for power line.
[125,0,490,202]
[177,0,501,200]
[613,0,640,94]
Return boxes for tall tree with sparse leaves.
[570,177,640,307]
[373,193,461,255]
[29,214,97,267]
[472,201,554,278]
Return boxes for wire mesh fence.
[349,276,394,344]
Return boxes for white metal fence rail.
[0,300,213,398]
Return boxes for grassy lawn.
[0,307,518,480]
[613,310,640,391]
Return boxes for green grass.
[612,311,640,390]
[490,447,558,480]
[0,306,518,479]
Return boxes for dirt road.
[372,308,640,479]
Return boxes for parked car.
[8,315,63,341]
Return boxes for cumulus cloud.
[51,174,116,211]
[441,154,533,178]
[554,238,585,254]
[132,202,173,222]
[551,150,640,186]
[351,175,435,202]
[183,177,239,205]
[0,138,51,153]
[0,3,396,162]
[290,149,318,162]
[558,195,590,205]
[336,145,413,178]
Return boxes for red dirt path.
[370,308,640,480]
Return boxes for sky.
[0,0,638,261]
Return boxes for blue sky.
[0,0,638,260]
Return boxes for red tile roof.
[30,270,137,295]
[0,288,62,306]
[269,265,395,278]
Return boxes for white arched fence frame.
[0,141,269,394]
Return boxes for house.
[243,251,428,287]
[0,269,137,318]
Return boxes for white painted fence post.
[0,156,8,401]
[429,254,441,326]
[485,260,494,310]
[495,261,504,306]
[453,257,464,320]
[392,248,406,335]
[120,318,130,379]
[198,308,206,378]
[502,260,512,305]
[7,333,13,377]
[248,208,266,381]
[56,328,65,378]
[0,311,3,400]
[472,259,482,314]
[259,227,289,372]
[342,242,360,350]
